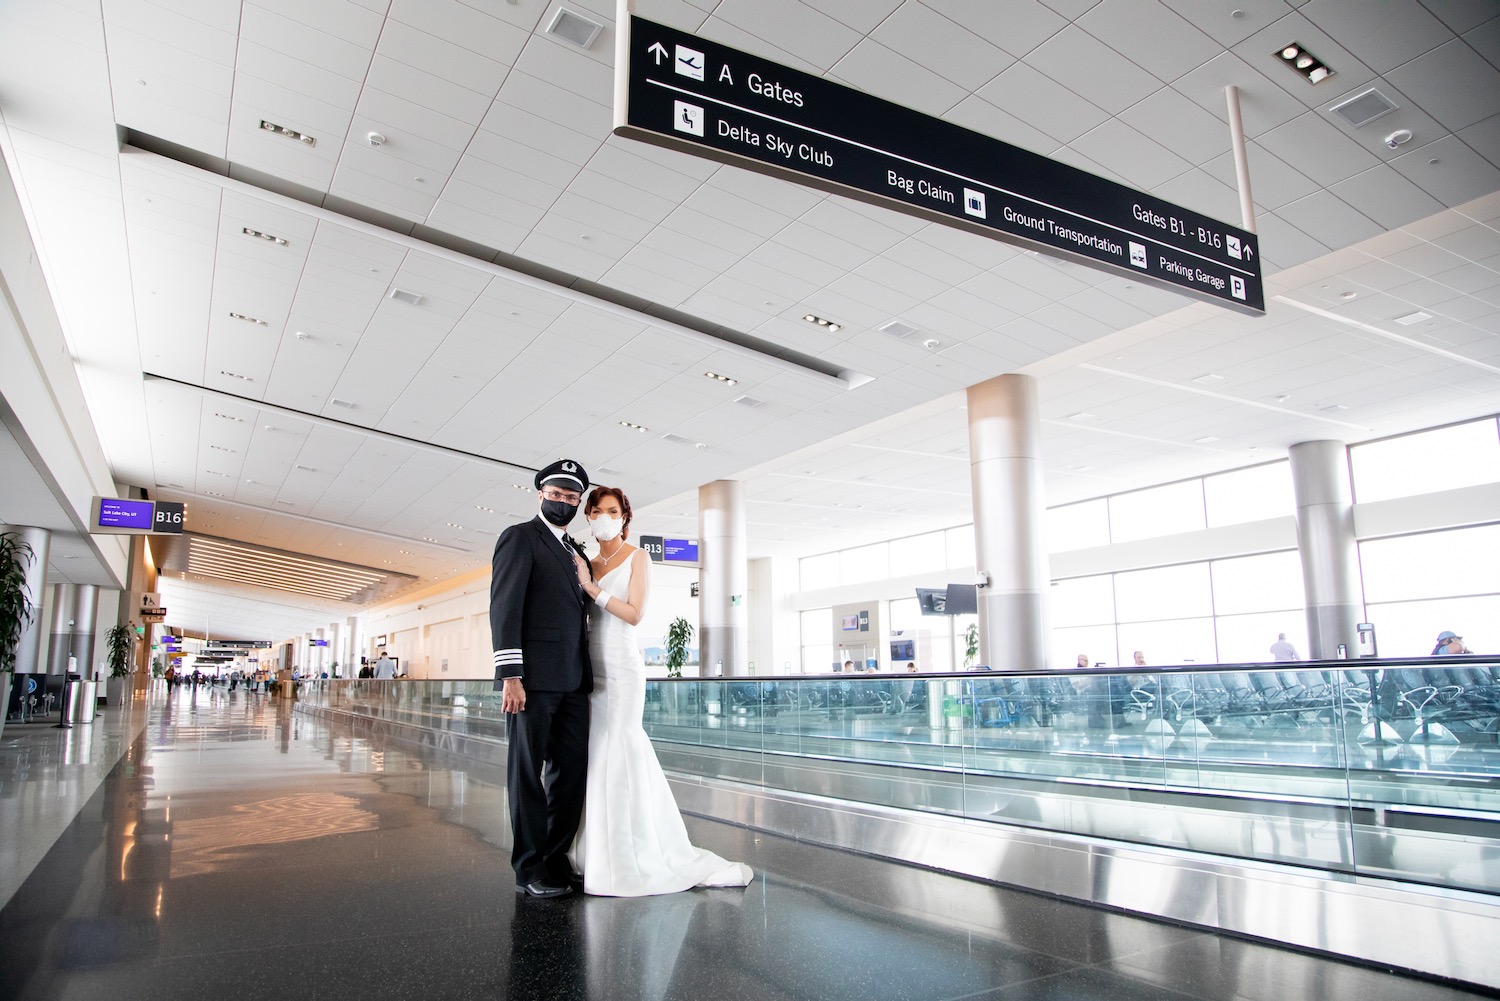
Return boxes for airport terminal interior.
[3,0,1500,997]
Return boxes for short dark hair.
[585,486,633,539]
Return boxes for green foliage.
[106,623,133,677]
[0,533,37,673]
[151,656,164,679]
[665,617,693,679]
[964,622,979,669]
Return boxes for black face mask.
[540,498,578,527]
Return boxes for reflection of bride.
[570,485,753,896]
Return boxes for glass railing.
[296,658,1500,896]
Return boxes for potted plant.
[665,617,693,679]
[964,622,979,669]
[0,532,39,736]
[105,622,132,706]
[663,617,693,715]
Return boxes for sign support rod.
[1225,85,1257,234]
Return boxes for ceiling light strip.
[184,557,375,596]
[183,558,361,594]
[185,546,398,589]
[184,567,359,599]
[1271,294,1500,377]
[182,559,363,596]
[1076,363,1372,431]
[146,374,538,492]
[127,149,865,390]
[188,541,387,585]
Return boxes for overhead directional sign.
[614,12,1263,314]
[91,497,187,535]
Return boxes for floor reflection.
[0,688,1489,1001]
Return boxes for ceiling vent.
[389,288,424,306]
[879,319,921,340]
[329,398,356,409]
[660,432,691,445]
[1329,88,1397,128]
[546,8,603,49]
[734,395,765,408]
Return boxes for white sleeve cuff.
[593,589,611,609]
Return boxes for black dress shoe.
[516,880,573,899]
[567,871,585,892]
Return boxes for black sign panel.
[616,15,1263,314]
[152,501,185,534]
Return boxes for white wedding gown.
[571,556,754,896]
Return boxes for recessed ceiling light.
[1393,310,1432,325]
[1339,290,1357,300]
[209,445,236,452]
[619,420,649,432]
[219,370,253,381]
[213,412,244,422]
[242,227,288,246]
[703,371,738,385]
[389,288,424,306]
[259,119,316,145]
[446,523,463,529]
[228,312,268,326]
[802,313,842,333]
[1319,403,1348,412]
[421,536,438,543]
[475,505,495,513]
[512,484,528,490]
[1276,42,1333,84]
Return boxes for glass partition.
[298,659,1500,896]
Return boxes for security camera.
[975,571,990,589]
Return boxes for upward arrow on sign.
[648,41,668,64]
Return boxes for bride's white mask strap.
[589,515,624,541]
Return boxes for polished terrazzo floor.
[0,686,1490,1001]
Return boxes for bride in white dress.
[569,485,754,897]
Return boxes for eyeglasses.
[541,488,582,504]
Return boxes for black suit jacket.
[489,516,593,694]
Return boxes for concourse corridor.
[0,688,1486,1001]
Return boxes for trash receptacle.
[67,679,98,724]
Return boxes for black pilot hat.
[534,458,588,493]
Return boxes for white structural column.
[69,584,100,678]
[345,615,359,674]
[1,526,51,675]
[698,479,747,677]
[966,375,1050,670]
[1289,440,1364,658]
[46,583,76,675]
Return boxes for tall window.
[1204,461,1293,527]
[1360,524,1500,655]
[1108,479,1206,542]
[1351,417,1500,503]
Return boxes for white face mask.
[589,515,624,541]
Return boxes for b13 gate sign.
[614,11,1263,315]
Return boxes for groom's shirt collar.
[534,514,566,543]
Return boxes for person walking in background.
[373,653,396,679]
[1433,631,1469,655]
[1270,633,1300,661]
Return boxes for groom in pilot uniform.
[491,458,593,898]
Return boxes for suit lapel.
[532,517,584,601]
